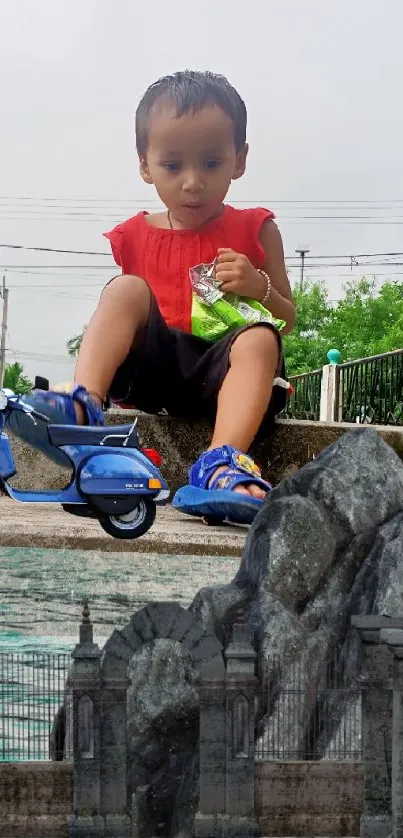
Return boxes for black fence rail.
[338,348,403,425]
[256,653,362,761]
[282,368,323,421]
[0,651,71,761]
[1,649,362,763]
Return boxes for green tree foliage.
[284,277,403,375]
[3,362,33,394]
[67,328,86,357]
[282,280,332,373]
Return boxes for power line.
[0,265,117,269]
[2,195,403,203]
[1,217,403,226]
[2,243,403,260]
[7,349,75,363]
[0,243,111,256]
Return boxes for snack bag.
[190,258,286,342]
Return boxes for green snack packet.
[190,259,285,341]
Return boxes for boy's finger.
[214,271,237,285]
[218,281,238,293]
[216,249,237,262]
[216,258,237,270]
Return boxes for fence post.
[224,609,259,837]
[195,648,227,837]
[319,364,339,421]
[68,601,103,838]
[99,668,131,837]
[351,616,403,838]
[380,629,403,838]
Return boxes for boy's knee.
[230,325,279,359]
[101,274,151,316]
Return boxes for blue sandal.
[172,445,271,525]
[5,383,104,466]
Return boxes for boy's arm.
[259,220,296,335]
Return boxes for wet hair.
[135,70,247,156]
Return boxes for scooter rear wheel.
[99,497,156,539]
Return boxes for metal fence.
[1,648,362,763]
[282,368,323,421]
[338,348,403,425]
[255,653,362,761]
[0,651,71,761]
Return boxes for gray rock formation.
[53,427,403,836]
[126,638,200,837]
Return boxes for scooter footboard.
[0,432,16,480]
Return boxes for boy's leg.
[171,322,284,523]
[209,326,279,499]
[73,275,151,417]
[5,275,152,462]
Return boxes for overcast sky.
[0,0,402,383]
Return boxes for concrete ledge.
[0,495,246,555]
[6,411,403,494]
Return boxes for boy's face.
[140,101,247,228]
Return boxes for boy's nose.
[182,169,204,192]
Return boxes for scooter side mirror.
[34,376,49,391]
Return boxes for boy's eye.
[163,161,181,172]
[205,158,221,169]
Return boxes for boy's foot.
[172,445,271,525]
[208,464,266,499]
[6,384,104,466]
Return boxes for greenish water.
[1,546,237,759]
[0,546,237,651]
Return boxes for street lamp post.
[295,245,310,292]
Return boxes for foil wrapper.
[189,258,223,304]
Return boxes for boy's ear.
[232,143,248,181]
[139,156,153,184]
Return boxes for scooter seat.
[47,423,140,449]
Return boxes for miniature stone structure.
[195,608,258,838]
[380,628,403,838]
[352,616,403,838]
[67,599,259,837]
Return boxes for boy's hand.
[215,248,265,299]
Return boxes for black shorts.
[109,294,287,437]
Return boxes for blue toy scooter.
[0,387,169,539]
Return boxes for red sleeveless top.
[104,204,275,333]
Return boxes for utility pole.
[0,272,9,387]
[295,245,310,292]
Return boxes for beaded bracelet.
[257,269,272,306]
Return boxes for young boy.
[8,70,295,525]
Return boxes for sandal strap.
[189,445,263,490]
[69,385,104,425]
[34,384,104,426]
[210,466,271,493]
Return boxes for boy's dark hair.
[135,70,247,156]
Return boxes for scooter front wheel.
[99,497,156,539]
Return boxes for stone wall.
[0,760,364,838]
[255,761,364,837]
[0,762,72,838]
[6,411,403,493]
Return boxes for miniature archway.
[98,602,225,823]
